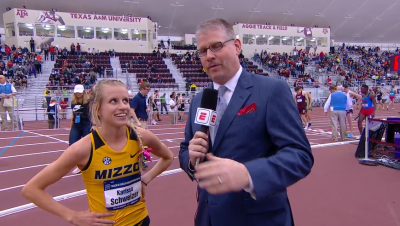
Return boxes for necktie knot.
[218,85,228,96]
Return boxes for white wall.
[158,36,183,42]
[0,28,4,44]
[184,34,196,45]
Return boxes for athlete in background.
[358,84,376,134]
[22,79,174,226]
[294,86,309,129]
[387,85,396,110]
[343,84,361,138]
[299,86,313,128]
[375,87,384,109]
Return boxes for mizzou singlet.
[80,127,147,226]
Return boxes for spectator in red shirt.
[59,98,68,119]
[76,43,81,55]
[49,45,55,61]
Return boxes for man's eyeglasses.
[195,39,235,57]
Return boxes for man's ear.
[234,39,242,56]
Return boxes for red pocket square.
[237,103,257,116]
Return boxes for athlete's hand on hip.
[188,131,209,167]
[70,209,115,226]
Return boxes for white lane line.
[311,140,359,148]
[0,168,184,218]
[0,150,64,160]
[0,141,62,149]
[0,156,179,193]
[0,174,80,192]
[0,164,50,174]
[0,134,69,140]
[0,146,180,174]
[0,138,361,218]
[0,135,183,152]
[0,131,184,141]
[0,137,182,159]
[25,131,69,144]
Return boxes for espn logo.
[195,108,217,127]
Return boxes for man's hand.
[194,154,250,195]
[188,131,209,167]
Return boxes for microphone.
[194,88,218,166]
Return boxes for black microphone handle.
[196,125,209,166]
[200,125,208,134]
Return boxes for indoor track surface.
[0,107,400,226]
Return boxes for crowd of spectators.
[253,44,400,88]
[0,44,44,90]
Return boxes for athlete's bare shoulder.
[66,134,92,168]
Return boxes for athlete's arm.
[370,94,377,117]
[137,127,174,185]
[22,136,115,225]
[306,92,312,109]
[350,91,362,108]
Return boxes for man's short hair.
[343,84,349,88]
[139,82,150,90]
[195,18,235,39]
[362,84,369,89]
[329,86,337,91]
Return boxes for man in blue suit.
[179,18,314,226]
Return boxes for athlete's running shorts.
[298,107,306,115]
[390,96,395,101]
[360,107,373,116]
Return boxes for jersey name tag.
[362,103,368,107]
[103,173,141,210]
[297,99,302,102]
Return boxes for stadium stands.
[118,52,178,89]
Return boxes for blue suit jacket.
[179,70,313,226]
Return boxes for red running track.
[0,108,400,225]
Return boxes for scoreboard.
[390,54,400,72]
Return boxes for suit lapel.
[212,70,253,151]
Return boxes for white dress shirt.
[209,66,242,137]
[188,66,256,198]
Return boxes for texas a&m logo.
[195,108,217,126]
[16,9,28,18]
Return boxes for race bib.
[103,174,141,211]
[297,99,302,102]
[362,104,368,107]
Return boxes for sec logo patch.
[102,157,112,165]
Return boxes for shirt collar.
[213,66,242,92]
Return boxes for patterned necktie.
[212,85,228,144]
